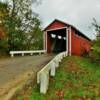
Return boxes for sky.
[33,0,100,39]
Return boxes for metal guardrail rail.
[37,51,68,94]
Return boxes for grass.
[17,56,100,100]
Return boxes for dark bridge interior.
[47,28,66,53]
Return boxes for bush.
[89,41,100,65]
[82,49,89,58]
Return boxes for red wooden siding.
[47,33,52,53]
[71,27,91,56]
[44,19,91,56]
[44,21,67,31]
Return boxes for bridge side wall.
[71,27,91,56]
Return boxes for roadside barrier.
[37,51,68,94]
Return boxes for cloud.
[32,0,100,39]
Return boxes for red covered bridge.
[43,19,91,56]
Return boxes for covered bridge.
[43,19,91,56]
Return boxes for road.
[0,54,54,99]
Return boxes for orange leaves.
[55,90,64,100]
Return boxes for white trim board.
[69,26,72,56]
[46,27,67,32]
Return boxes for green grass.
[17,56,100,100]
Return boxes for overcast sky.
[33,0,100,39]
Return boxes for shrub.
[89,39,100,65]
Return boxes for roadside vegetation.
[89,19,100,67]
[0,0,43,56]
[17,56,100,100]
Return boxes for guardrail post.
[63,53,66,57]
[22,53,24,56]
[11,54,14,57]
[30,53,33,56]
[40,71,49,94]
[54,59,59,68]
[50,62,56,77]
[39,52,41,55]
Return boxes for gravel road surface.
[0,54,54,98]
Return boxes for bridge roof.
[44,19,91,41]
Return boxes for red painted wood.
[47,33,52,53]
[46,21,67,31]
[44,20,91,56]
[71,27,91,56]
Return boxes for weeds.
[17,56,100,100]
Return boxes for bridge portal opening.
[47,28,67,53]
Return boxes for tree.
[90,19,100,65]
[1,0,43,52]
[92,18,100,36]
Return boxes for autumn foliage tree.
[0,0,43,55]
[0,2,9,55]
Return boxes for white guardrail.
[37,51,68,94]
[10,50,46,57]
